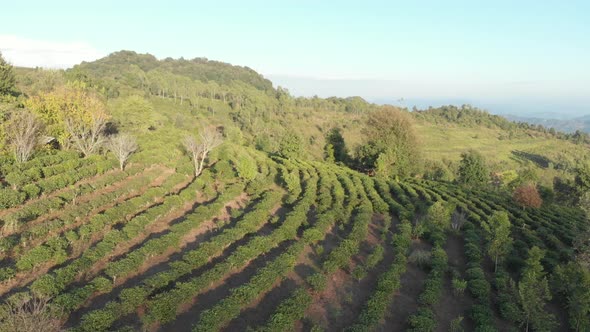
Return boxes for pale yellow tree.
[25,84,110,155]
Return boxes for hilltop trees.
[5,110,43,163]
[183,126,223,177]
[457,150,488,186]
[357,106,420,178]
[0,52,16,95]
[482,211,512,271]
[107,134,138,170]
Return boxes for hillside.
[0,52,589,332]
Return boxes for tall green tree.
[324,127,348,163]
[518,246,555,332]
[358,106,420,178]
[575,162,590,193]
[482,211,512,271]
[278,131,303,159]
[0,52,16,95]
[457,150,488,187]
[424,201,453,245]
[554,263,590,331]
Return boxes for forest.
[0,50,588,332]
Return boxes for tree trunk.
[494,256,498,272]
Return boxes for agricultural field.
[0,51,588,332]
[0,142,587,331]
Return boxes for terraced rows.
[1,149,588,332]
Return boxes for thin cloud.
[0,35,104,69]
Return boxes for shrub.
[235,155,257,181]
[22,183,41,199]
[408,249,431,269]
[513,184,542,209]
[450,316,464,332]
[0,189,26,208]
[452,277,468,296]
[307,272,327,292]
[351,266,367,281]
[408,307,436,332]
[469,304,494,329]
[365,245,384,269]
[0,267,15,282]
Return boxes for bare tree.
[0,295,62,332]
[107,133,138,170]
[5,110,43,163]
[65,112,108,157]
[183,126,223,177]
[451,209,467,231]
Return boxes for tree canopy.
[0,52,16,95]
[457,150,488,187]
[357,106,420,178]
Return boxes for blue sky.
[1,0,589,116]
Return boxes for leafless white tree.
[65,112,108,157]
[5,110,43,163]
[107,133,138,170]
[183,126,223,177]
[0,295,62,332]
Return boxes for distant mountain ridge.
[504,114,590,134]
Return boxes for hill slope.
[1,52,589,331]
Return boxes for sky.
[1,0,589,117]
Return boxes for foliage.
[408,307,436,332]
[573,230,590,270]
[234,154,257,181]
[450,316,464,332]
[0,49,588,332]
[553,262,590,331]
[408,249,431,269]
[495,269,522,323]
[424,201,453,245]
[356,106,420,178]
[452,277,468,296]
[0,52,16,95]
[423,160,455,182]
[517,246,555,331]
[325,127,348,163]
[278,131,303,159]
[482,211,513,271]
[24,84,110,151]
[513,184,542,209]
[457,150,488,187]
